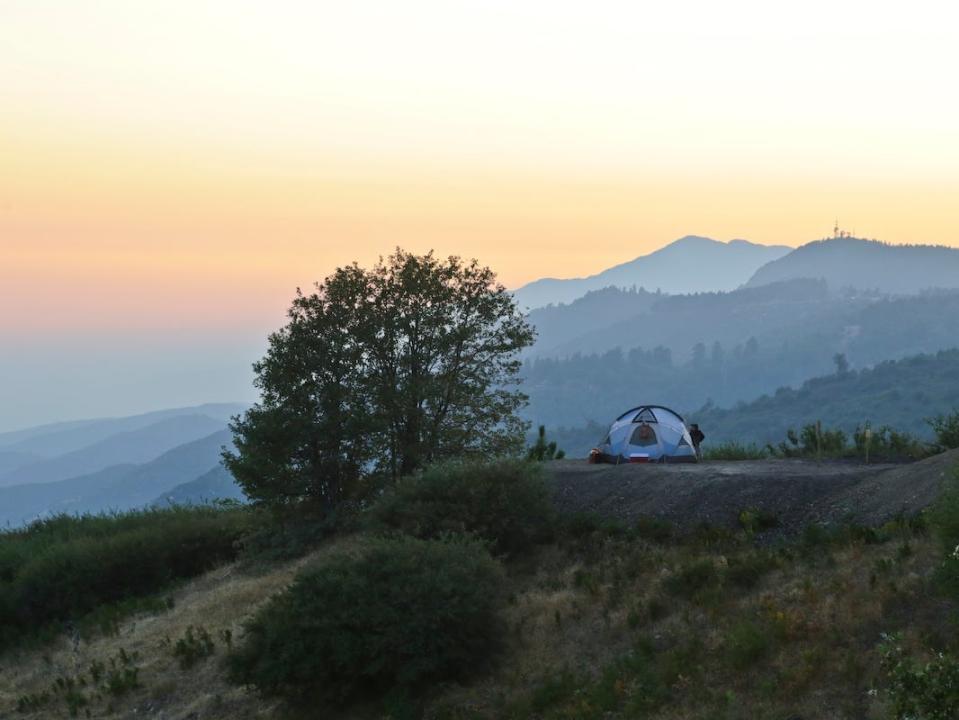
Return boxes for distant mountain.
[0,403,245,458]
[513,236,791,310]
[0,450,41,476]
[0,430,233,527]
[746,237,959,294]
[525,286,664,356]
[153,465,246,507]
[0,414,228,488]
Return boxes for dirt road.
[548,449,959,536]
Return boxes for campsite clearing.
[549,449,959,536]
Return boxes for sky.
[2,0,959,430]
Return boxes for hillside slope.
[513,236,790,309]
[746,237,959,294]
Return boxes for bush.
[227,534,505,708]
[928,468,959,599]
[704,442,767,461]
[773,423,847,458]
[854,423,930,461]
[0,507,250,651]
[527,425,566,461]
[881,635,959,720]
[365,458,553,555]
[929,410,959,450]
[663,559,720,600]
[726,620,771,669]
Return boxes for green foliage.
[854,423,930,461]
[881,635,959,720]
[663,559,720,600]
[927,469,959,599]
[167,625,216,670]
[227,535,505,709]
[929,409,959,450]
[527,425,566,461]
[737,508,780,539]
[0,507,249,652]
[365,458,553,555]
[703,442,767,461]
[725,552,779,589]
[40,649,141,717]
[225,249,535,511]
[725,620,772,669]
[772,423,848,458]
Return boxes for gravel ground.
[548,449,959,537]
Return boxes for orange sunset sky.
[2,1,959,427]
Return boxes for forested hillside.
[545,350,959,456]
[521,285,959,432]
[689,349,959,445]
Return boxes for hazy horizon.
[4,0,959,430]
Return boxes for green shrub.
[929,410,959,450]
[854,424,930,461]
[0,507,250,651]
[881,635,959,720]
[725,620,771,669]
[725,552,778,589]
[663,559,720,600]
[704,442,767,461]
[169,625,216,669]
[227,534,505,708]
[927,468,959,599]
[527,425,566,461]
[365,458,553,555]
[737,508,780,539]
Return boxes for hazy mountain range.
[512,236,792,309]
[0,406,247,528]
[516,235,959,313]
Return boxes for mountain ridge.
[745,237,959,294]
[512,236,791,309]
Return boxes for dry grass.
[427,528,947,720]
[1,525,950,720]
[0,538,362,720]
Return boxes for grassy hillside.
[5,460,959,720]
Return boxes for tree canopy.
[224,249,535,510]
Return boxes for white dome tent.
[594,405,698,464]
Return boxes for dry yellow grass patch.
[0,538,361,720]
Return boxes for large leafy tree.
[224,249,534,509]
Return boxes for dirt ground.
[549,449,959,536]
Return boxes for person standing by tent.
[689,423,705,460]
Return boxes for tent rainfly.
[594,405,698,464]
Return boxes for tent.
[593,405,698,464]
